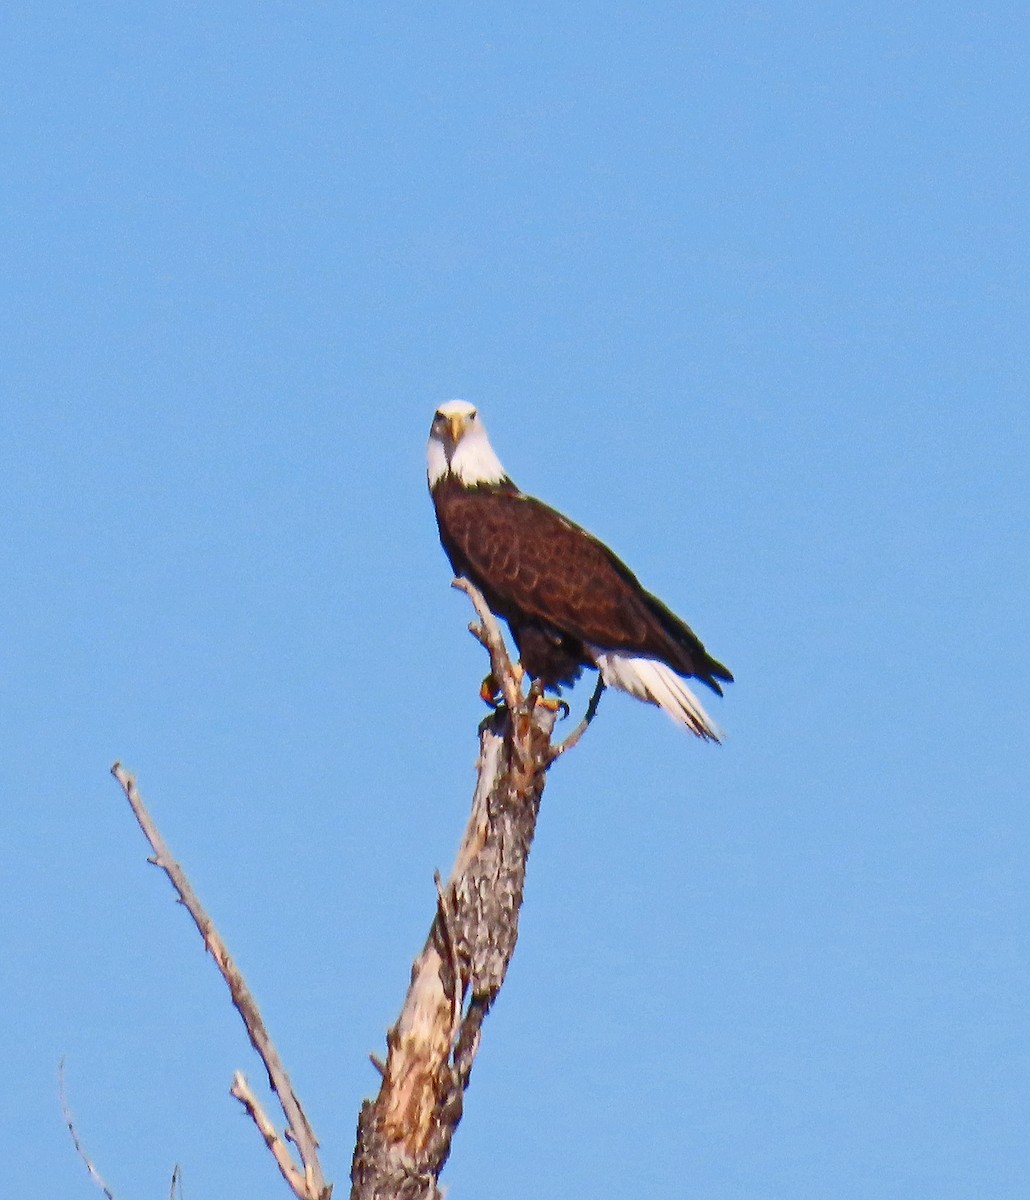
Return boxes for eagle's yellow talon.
[525,678,569,718]
[479,674,502,707]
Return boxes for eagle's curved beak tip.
[447,415,465,444]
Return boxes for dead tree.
[86,581,601,1200]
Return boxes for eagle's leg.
[527,677,570,718]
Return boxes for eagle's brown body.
[427,400,732,738]
[431,473,732,696]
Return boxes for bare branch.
[549,674,606,761]
[230,1072,310,1199]
[58,1059,119,1200]
[451,577,523,712]
[110,764,331,1200]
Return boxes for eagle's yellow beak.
[447,414,467,444]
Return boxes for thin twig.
[230,1072,310,1199]
[549,674,606,761]
[58,1059,119,1200]
[451,577,524,713]
[110,764,330,1200]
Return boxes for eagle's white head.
[427,400,509,488]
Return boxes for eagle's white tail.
[589,650,723,741]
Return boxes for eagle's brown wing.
[434,485,731,690]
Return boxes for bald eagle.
[427,400,733,740]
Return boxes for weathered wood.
[349,585,563,1200]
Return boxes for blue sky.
[3,4,1028,1197]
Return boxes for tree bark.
[349,586,568,1200]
